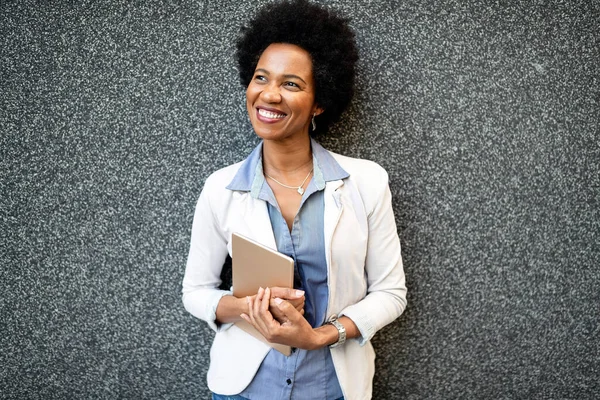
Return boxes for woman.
[182,1,407,399]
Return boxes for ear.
[312,105,325,117]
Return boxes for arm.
[181,179,231,332]
[339,168,407,345]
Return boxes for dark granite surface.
[1,0,598,398]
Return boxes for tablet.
[231,232,294,356]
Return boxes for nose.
[260,83,281,103]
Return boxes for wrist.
[216,294,248,324]
[326,315,346,348]
[238,294,250,312]
[313,323,340,350]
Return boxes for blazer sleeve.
[340,167,407,345]
[181,175,233,332]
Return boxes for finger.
[247,290,264,327]
[271,287,305,299]
[245,295,257,325]
[260,288,275,326]
[253,287,266,316]
[273,297,304,325]
[269,298,291,323]
[256,287,264,301]
[289,298,305,310]
[251,287,264,320]
[286,299,304,316]
[262,287,272,312]
[252,287,274,334]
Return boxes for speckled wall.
[1,0,598,399]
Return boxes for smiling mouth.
[258,108,286,119]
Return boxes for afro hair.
[235,0,359,136]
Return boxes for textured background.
[1,0,599,399]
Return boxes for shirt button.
[286,378,292,385]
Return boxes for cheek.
[246,86,264,109]
[245,88,255,111]
[296,98,316,116]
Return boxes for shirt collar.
[226,138,349,198]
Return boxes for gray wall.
[1,0,598,399]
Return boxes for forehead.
[255,43,313,79]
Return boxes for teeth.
[258,109,286,119]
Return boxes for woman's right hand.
[268,287,305,322]
[215,287,304,325]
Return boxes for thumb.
[273,297,301,321]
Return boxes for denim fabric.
[225,139,348,400]
[267,188,328,327]
[226,139,349,195]
[213,395,344,400]
[240,187,342,399]
[212,394,250,400]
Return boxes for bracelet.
[327,315,346,348]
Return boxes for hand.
[241,287,322,350]
[268,287,305,323]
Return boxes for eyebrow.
[255,68,307,85]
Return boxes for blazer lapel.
[323,179,344,268]
[241,192,277,249]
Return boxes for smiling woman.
[246,43,322,144]
[181,1,407,399]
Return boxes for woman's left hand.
[241,287,325,350]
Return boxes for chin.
[254,126,311,144]
[253,127,280,140]
[252,123,288,141]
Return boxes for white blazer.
[182,148,407,400]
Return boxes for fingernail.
[274,298,283,305]
[246,296,251,304]
[295,290,305,297]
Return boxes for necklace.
[265,168,313,195]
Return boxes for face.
[246,43,322,143]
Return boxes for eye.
[284,81,300,90]
[253,74,267,82]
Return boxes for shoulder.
[198,161,245,210]
[329,150,389,188]
[203,161,243,190]
[325,150,391,216]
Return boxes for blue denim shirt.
[226,139,348,400]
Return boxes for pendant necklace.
[264,168,313,195]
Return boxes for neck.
[262,135,312,175]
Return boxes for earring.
[311,113,317,132]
